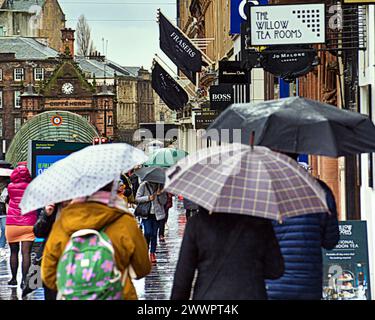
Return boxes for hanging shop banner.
[159,11,202,84]
[219,61,250,84]
[260,45,318,81]
[152,61,189,111]
[209,84,234,111]
[322,221,371,300]
[195,110,219,130]
[230,0,269,34]
[178,64,197,86]
[250,4,326,46]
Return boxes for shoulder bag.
[134,183,153,218]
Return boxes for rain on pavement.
[0,203,186,300]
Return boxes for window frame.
[34,67,44,81]
[82,114,90,122]
[14,68,24,81]
[14,117,22,134]
[14,91,21,108]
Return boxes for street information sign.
[322,221,371,300]
[28,140,89,178]
[250,4,326,46]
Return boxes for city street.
[1,0,375,303]
[0,206,186,300]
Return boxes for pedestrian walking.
[166,144,332,300]
[120,174,136,205]
[5,162,37,289]
[266,152,340,300]
[128,167,141,198]
[171,208,284,300]
[0,177,10,260]
[41,182,152,300]
[158,192,173,241]
[136,181,167,263]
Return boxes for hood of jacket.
[58,201,127,235]
[10,166,32,184]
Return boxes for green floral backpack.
[56,229,125,300]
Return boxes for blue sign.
[230,0,268,34]
[35,155,67,177]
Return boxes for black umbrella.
[207,97,375,157]
[135,167,166,185]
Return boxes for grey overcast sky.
[59,0,177,71]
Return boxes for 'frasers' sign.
[250,4,326,46]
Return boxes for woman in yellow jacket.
[41,183,151,300]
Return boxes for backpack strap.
[68,229,115,255]
[199,220,247,299]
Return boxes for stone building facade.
[76,57,157,145]
[115,68,156,145]
[0,28,116,158]
[0,0,65,51]
[21,28,115,139]
[0,36,59,152]
[154,94,176,124]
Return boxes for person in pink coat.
[5,162,37,288]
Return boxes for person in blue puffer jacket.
[266,160,340,299]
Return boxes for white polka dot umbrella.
[20,143,148,215]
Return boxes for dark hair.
[284,152,299,161]
[271,149,299,161]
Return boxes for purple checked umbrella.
[164,144,329,222]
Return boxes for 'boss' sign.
[210,85,234,111]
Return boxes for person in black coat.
[171,209,284,300]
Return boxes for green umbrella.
[144,148,188,168]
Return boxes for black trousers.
[158,210,169,237]
[43,283,57,300]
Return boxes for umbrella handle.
[168,166,182,180]
[250,131,255,150]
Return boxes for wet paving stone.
[0,207,186,300]
[134,208,186,300]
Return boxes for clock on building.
[62,82,74,95]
